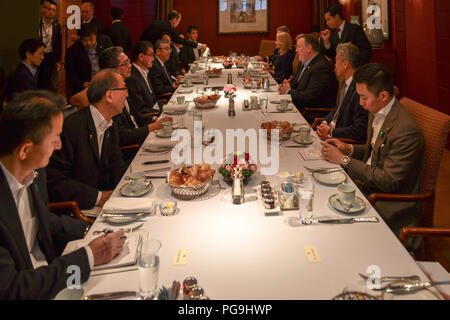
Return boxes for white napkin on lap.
[164,103,188,112]
[103,197,156,213]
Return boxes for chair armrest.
[311,117,325,129]
[368,190,434,205]
[120,144,140,152]
[48,201,94,224]
[338,138,365,144]
[399,227,450,246]
[156,93,173,105]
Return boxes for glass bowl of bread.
[168,164,216,200]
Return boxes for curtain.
[157,0,173,21]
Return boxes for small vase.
[365,28,384,48]
[223,174,251,186]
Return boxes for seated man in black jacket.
[160,32,185,78]
[0,90,124,299]
[278,34,338,123]
[316,42,368,141]
[65,24,112,94]
[47,69,128,209]
[179,25,202,68]
[5,39,45,100]
[148,39,180,96]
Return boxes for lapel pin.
[379,130,385,138]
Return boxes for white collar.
[344,75,353,88]
[112,20,121,24]
[133,63,149,76]
[0,161,36,194]
[89,105,112,133]
[375,97,395,118]
[84,16,94,23]
[338,21,345,32]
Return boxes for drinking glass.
[260,95,268,115]
[298,176,315,224]
[138,238,161,299]
[251,80,258,93]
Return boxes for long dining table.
[79,59,441,300]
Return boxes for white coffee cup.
[127,172,147,192]
[161,121,173,135]
[279,99,290,110]
[298,125,311,141]
[337,183,355,207]
[177,96,185,104]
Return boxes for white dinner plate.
[120,181,153,197]
[292,135,314,145]
[155,130,173,138]
[103,213,145,224]
[276,104,294,112]
[312,171,347,185]
[328,193,366,214]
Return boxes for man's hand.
[320,29,331,47]
[148,117,173,131]
[201,43,207,51]
[88,230,126,266]
[172,82,179,90]
[320,140,345,165]
[325,138,352,154]
[316,122,332,140]
[278,79,291,94]
[98,190,113,207]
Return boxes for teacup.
[279,99,290,110]
[298,125,311,142]
[177,96,186,105]
[337,183,355,207]
[250,96,258,108]
[185,79,192,86]
[161,121,173,135]
[127,172,147,193]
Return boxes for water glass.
[298,178,315,224]
[177,95,186,105]
[138,238,161,299]
[260,95,268,115]
[251,80,258,92]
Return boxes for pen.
[142,160,170,165]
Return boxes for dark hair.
[277,25,290,34]
[155,39,171,51]
[310,25,320,33]
[87,69,121,104]
[168,11,180,21]
[325,5,343,19]
[19,39,44,60]
[42,0,56,5]
[79,23,98,38]
[131,41,153,63]
[187,25,198,34]
[159,32,171,41]
[111,7,123,20]
[297,34,320,52]
[354,63,394,96]
[0,91,64,156]
[81,1,94,10]
[99,46,123,69]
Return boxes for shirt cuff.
[348,144,354,157]
[95,192,102,206]
[83,246,95,270]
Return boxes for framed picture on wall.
[217,0,270,35]
[361,0,391,40]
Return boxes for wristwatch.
[341,155,351,167]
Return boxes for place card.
[173,248,188,266]
[304,245,322,263]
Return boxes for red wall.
[173,0,313,56]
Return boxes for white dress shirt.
[133,63,152,94]
[0,161,94,270]
[329,75,353,129]
[366,97,396,166]
[40,20,53,53]
[89,105,113,205]
[124,100,139,128]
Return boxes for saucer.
[328,193,366,214]
[312,171,347,185]
[120,181,153,197]
[177,89,194,94]
[144,145,172,154]
[292,135,314,145]
[54,288,84,300]
[103,213,145,224]
[182,83,194,88]
[276,105,293,112]
[155,130,173,138]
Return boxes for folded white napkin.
[164,103,188,112]
[146,139,177,148]
[270,95,292,104]
[103,197,156,213]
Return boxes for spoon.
[336,198,353,211]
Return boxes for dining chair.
[49,201,94,224]
[368,97,450,260]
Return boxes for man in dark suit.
[0,90,124,299]
[81,1,103,34]
[321,64,424,235]
[65,24,112,94]
[140,11,207,52]
[279,34,338,123]
[47,69,128,209]
[38,0,62,91]
[160,32,185,78]
[105,7,131,52]
[321,5,372,65]
[5,39,45,101]
[316,43,368,141]
[179,26,202,68]
[148,39,180,96]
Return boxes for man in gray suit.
[321,63,424,235]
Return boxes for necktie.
[162,63,172,84]
[295,64,307,86]
[330,81,348,127]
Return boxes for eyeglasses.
[109,87,128,91]
[118,59,131,67]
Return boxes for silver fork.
[358,273,421,283]
[92,222,144,235]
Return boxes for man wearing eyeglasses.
[149,39,179,96]
[47,69,128,210]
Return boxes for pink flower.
[225,165,232,172]
[249,164,257,172]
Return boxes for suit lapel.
[340,22,350,43]
[335,81,356,124]
[0,169,33,268]
[363,113,375,162]
[85,108,100,164]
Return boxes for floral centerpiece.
[223,84,237,98]
[219,152,257,185]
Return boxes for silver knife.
[82,291,137,300]
[373,281,450,294]
[285,145,307,148]
[317,216,379,224]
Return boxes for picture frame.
[361,0,391,41]
[217,0,270,35]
